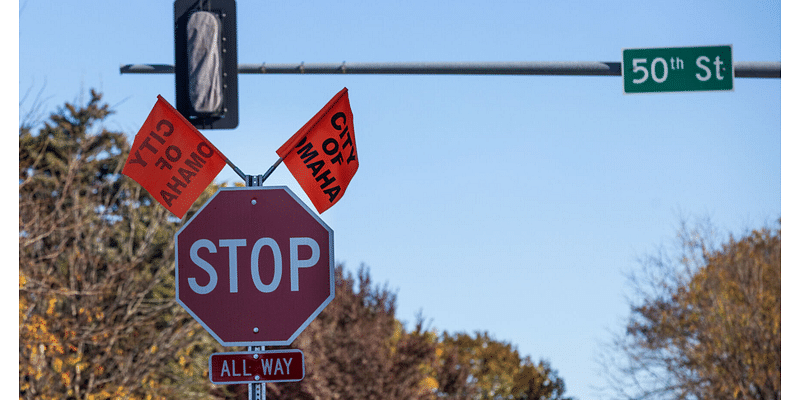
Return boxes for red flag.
[277,88,359,214]
[122,95,227,218]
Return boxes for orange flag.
[122,95,227,218]
[277,88,359,213]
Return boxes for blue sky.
[16,1,785,398]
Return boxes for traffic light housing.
[174,0,238,129]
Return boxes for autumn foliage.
[602,220,780,400]
[19,92,570,399]
[19,91,217,399]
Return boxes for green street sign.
[622,45,734,94]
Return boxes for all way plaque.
[209,349,305,384]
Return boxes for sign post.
[622,45,734,94]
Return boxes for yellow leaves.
[420,375,439,392]
[46,297,58,315]
[84,386,132,400]
[172,339,216,378]
[60,371,71,387]
[21,314,64,355]
[76,304,105,324]
[19,296,29,326]
[67,354,84,371]
[90,332,110,342]
[30,348,88,397]
[53,358,63,373]
[21,93,223,400]
[388,320,403,356]
[622,222,781,399]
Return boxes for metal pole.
[261,158,283,183]
[247,157,263,400]
[248,346,264,398]
[225,158,248,183]
[120,61,781,78]
[245,173,265,399]
[238,61,623,76]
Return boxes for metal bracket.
[245,174,263,187]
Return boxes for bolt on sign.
[622,45,734,94]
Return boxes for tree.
[215,266,572,400]
[19,91,575,400]
[211,265,439,400]
[600,219,780,400]
[19,91,219,399]
[434,331,571,400]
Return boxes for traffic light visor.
[187,11,223,114]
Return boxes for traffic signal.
[174,0,238,129]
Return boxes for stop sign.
[175,186,334,346]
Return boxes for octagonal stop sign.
[175,186,334,346]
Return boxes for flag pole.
[225,158,248,182]
[261,157,283,182]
